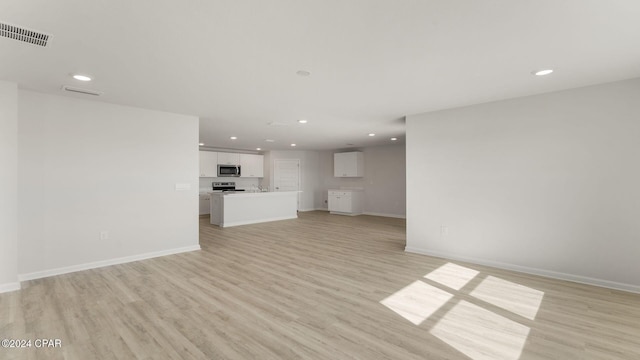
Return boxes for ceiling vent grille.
[267,121,291,126]
[62,86,102,96]
[0,22,50,47]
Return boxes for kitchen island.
[210,191,298,227]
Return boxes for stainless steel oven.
[211,182,245,193]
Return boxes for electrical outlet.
[100,231,109,240]
[441,225,449,236]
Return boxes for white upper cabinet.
[217,152,240,165]
[334,151,364,177]
[199,151,218,177]
[240,154,264,178]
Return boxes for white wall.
[0,81,19,292]
[18,91,200,277]
[406,78,640,292]
[320,144,406,217]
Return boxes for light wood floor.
[2,211,639,359]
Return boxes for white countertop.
[210,190,299,197]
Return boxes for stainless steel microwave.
[217,165,241,177]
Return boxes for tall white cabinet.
[328,190,363,215]
[199,151,218,177]
[240,154,264,178]
[334,151,364,177]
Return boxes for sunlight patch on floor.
[430,300,530,360]
[424,262,479,290]
[381,263,543,358]
[380,280,453,325]
[470,275,544,320]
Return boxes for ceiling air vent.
[267,121,291,126]
[62,86,102,96]
[0,22,51,47]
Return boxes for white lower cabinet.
[328,190,363,215]
[199,193,211,215]
[209,193,223,225]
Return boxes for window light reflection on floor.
[381,262,546,360]
[380,280,453,325]
[470,275,544,320]
[424,262,480,290]
[430,300,530,360]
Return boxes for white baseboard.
[363,212,406,219]
[0,282,21,294]
[310,209,405,219]
[404,246,640,294]
[18,245,201,282]
[329,211,362,216]
[222,215,298,227]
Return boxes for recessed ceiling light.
[368,133,376,137]
[230,136,237,140]
[298,119,308,124]
[533,69,553,76]
[290,143,296,147]
[265,139,275,142]
[72,74,92,81]
[199,143,205,146]
[256,147,261,151]
[390,138,397,141]
[296,70,311,77]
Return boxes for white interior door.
[274,159,300,210]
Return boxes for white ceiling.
[2,1,640,151]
